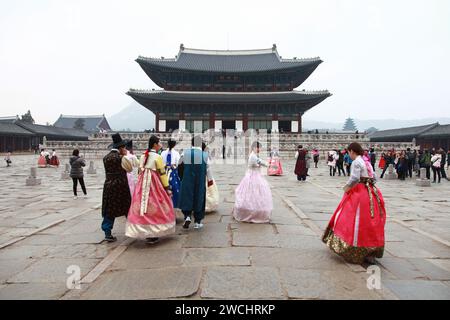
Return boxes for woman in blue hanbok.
[161,139,181,208]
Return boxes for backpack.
[424,154,431,166]
[328,154,334,162]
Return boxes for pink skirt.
[38,156,47,168]
[233,168,273,223]
[268,158,283,176]
[127,172,135,196]
[125,170,176,239]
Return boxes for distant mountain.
[107,101,155,131]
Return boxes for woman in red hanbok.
[268,148,283,176]
[49,149,60,167]
[322,142,386,264]
[125,135,176,244]
[378,153,386,170]
[38,149,49,168]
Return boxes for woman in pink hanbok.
[268,148,283,176]
[233,142,273,223]
[125,135,176,244]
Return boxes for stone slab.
[80,267,202,299]
[201,266,284,299]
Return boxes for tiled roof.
[0,123,34,135]
[0,116,20,123]
[418,124,450,137]
[127,89,331,104]
[15,121,89,139]
[53,115,109,132]
[370,123,439,140]
[137,46,322,73]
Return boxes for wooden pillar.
[243,113,248,131]
[298,113,303,133]
[155,112,160,132]
[209,112,215,130]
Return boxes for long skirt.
[49,156,59,167]
[233,168,273,223]
[127,172,136,196]
[205,179,220,213]
[38,156,47,168]
[125,170,176,239]
[322,183,386,264]
[168,168,181,208]
[268,158,283,176]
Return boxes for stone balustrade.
[45,131,416,159]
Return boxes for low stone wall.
[45,131,415,159]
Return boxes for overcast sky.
[1,0,449,124]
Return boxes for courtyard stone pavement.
[0,154,449,300]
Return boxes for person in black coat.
[439,148,448,180]
[101,133,132,242]
[69,149,86,199]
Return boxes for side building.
[370,122,450,150]
[0,117,89,153]
[53,114,111,133]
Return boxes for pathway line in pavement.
[307,180,450,248]
[80,238,135,284]
[0,203,102,250]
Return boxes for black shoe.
[146,237,160,244]
[104,235,117,242]
[183,216,192,229]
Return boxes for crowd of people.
[378,148,449,183]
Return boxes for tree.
[21,110,35,124]
[343,117,357,131]
[73,118,85,130]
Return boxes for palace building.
[128,44,331,133]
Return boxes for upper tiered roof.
[136,44,322,74]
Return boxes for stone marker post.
[61,163,70,180]
[416,167,431,187]
[87,161,97,174]
[26,167,41,186]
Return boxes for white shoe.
[73,196,78,200]
[193,222,204,229]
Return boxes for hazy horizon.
[1,0,449,125]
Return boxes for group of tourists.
[100,133,217,244]
[379,148,449,183]
[326,148,377,178]
[37,148,60,168]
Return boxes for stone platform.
[0,155,449,300]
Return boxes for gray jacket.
[70,156,86,178]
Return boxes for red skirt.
[322,182,386,264]
[49,156,59,167]
[378,158,386,169]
